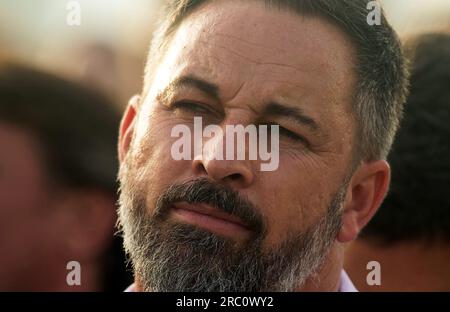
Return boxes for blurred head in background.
[345,33,450,291]
[0,63,129,291]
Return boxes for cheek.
[255,156,339,247]
[132,110,179,167]
[131,114,194,212]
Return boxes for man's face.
[119,1,357,291]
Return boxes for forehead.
[146,0,356,129]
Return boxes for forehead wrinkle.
[188,4,351,68]
[210,31,292,56]
[196,37,326,75]
[191,40,333,106]
[192,35,341,100]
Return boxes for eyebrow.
[263,102,321,133]
[160,75,220,102]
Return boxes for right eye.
[172,101,211,114]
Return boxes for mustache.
[154,177,266,235]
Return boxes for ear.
[118,95,140,163]
[337,160,390,243]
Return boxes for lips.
[170,202,252,238]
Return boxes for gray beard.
[117,164,345,292]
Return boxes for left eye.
[278,127,308,144]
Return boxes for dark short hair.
[0,63,121,193]
[361,33,450,244]
[144,0,409,162]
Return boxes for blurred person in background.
[345,33,450,291]
[0,62,131,291]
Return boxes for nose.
[192,129,255,188]
[193,157,255,188]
